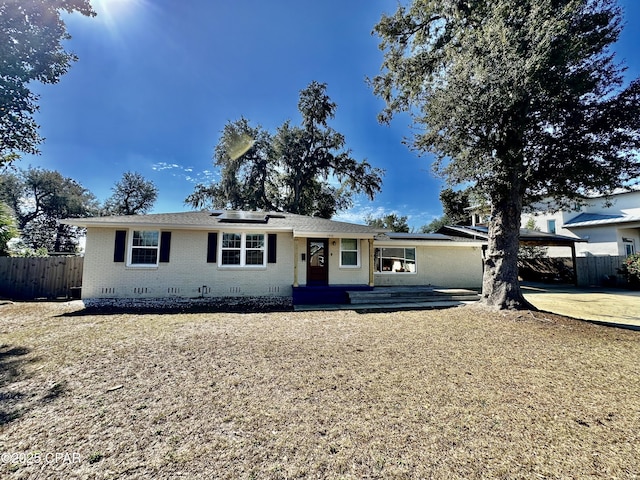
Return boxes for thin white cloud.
[152,162,216,184]
[185,169,217,184]
[152,162,183,172]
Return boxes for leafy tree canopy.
[439,188,472,225]
[103,171,158,215]
[519,217,548,259]
[420,216,448,234]
[372,0,640,309]
[0,0,95,165]
[365,213,410,232]
[186,82,384,218]
[186,118,277,212]
[420,188,471,232]
[0,201,18,255]
[0,167,98,252]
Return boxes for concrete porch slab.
[293,300,478,312]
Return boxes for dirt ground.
[1,301,639,479]
[523,284,640,328]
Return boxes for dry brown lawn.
[1,301,639,479]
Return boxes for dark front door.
[307,238,328,285]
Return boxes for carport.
[437,225,587,286]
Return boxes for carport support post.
[368,239,375,287]
[293,238,299,287]
[571,243,578,287]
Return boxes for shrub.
[621,253,640,286]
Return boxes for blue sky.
[21,0,640,229]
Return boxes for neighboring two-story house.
[523,190,640,258]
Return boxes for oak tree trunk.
[480,182,536,310]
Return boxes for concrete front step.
[347,287,481,305]
[293,300,478,312]
[349,295,480,305]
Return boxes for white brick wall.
[374,244,483,288]
[82,228,294,299]
[82,227,483,299]
[328,238,370,285]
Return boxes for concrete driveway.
[522,283,640,329]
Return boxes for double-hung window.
[220,232,265,267]
[340,238,360,267]
[245,234,265,265]
[221,233,242,265]
[130,230,160,266]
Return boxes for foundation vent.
[133,287,148,294]
[167,287,181,294]
[229,286,241,294]
[101,287,116,295]
[268,286,280,293]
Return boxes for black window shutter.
[159,231,172,263]
[207,232,217,263]
[268,233,277,263]
[114,230,126,262]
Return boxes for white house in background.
[523,190,640,258]
[62,210,485,306]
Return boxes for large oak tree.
[186,82,384,218]
[103,171,158,215]
[0,0,95,165]
[0,167,98,252]
[372,0,640,309]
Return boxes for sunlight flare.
[90,0,145,32]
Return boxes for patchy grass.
[0,301,639,479]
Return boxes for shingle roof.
[382,232,455,241]
[61,210,386,237]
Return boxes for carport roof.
[437,225,586,247]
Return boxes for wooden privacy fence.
[518,256,628,287]
[0,257,84,300]
[576,256,626,287]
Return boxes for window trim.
[374,247,417,274]
[218,232,267,268]
[339,238,361,268]
[127,229,161,267]
[623,237,636,256]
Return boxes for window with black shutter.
[159,231,172,263]
[268,233,277,263]
[114,230,126,262]
[207,232,218,263]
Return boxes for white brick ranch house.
[62,210,484,306]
